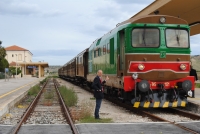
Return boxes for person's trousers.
[94,98,102,118]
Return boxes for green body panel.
[88,23,190,75]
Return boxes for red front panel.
[123,76,195,92]
[128,61,190,73]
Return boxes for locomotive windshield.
[132,28,159,48]
[166,29,189,48]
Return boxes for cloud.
[31,49,80,57]
[112,0,155,5]
[0,0,64,17]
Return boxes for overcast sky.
[0,0,199,65]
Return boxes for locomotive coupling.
[132,73,138,80]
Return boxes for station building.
[5,45,49,78]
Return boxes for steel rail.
[141,110,199,134]
[11,79,49,134]
[53,79,79,134]
[169,108,200,120]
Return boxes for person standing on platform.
[92,70,109,119]
[190,65,198,81]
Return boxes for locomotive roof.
[119,15,188,26]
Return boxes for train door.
[76,57,79,76]
[117,30,125,77]
[83,51,88,78]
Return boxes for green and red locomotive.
[58,15,195,108]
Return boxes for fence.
[0,72,12,79]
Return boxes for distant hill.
[191,55,200,71]
[46,65,61,73]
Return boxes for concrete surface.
[76,123,191,134]
[0,125,13,134]
[0,77,44,117]
[18,124,72,134]
[178,121,200,133]
[188,88,200,105]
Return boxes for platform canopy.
[129,0,200,36]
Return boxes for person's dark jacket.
[190,68,198,81]
[92,76,106,99]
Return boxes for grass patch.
[78,100,93,119]
[90,97,95,100]
[196,83,200,88]
[28,85,40,97]
[59,86,78,107]
[80,116,113,123]
[51,75,58,78]
[44,92,54,99]
[40,77,48,85]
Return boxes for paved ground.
[188,88,200,104]
[18,125,72,134]
[76,123,191,134]
[0,77,43,117]
[0,125,13,134]
[0,123,194,134]
[178,121,200,133]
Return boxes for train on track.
[58,15,195,108]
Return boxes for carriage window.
[98,48,101,56]
[103,45,106,55]
[132,28,159,47]
[166,29,189,48]
[107,43,110,53]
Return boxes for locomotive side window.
[132,28,159,47]
[166,29,189,48]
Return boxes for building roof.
[5,45,28,51]
[5,45,33,55]
[9,61,17,66]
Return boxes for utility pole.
[16,54,17,78]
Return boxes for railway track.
[61,78,200,134]
[11,78,79,134]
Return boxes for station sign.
[5,68,9,72]
[27,66,37,69]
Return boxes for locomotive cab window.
[132,28,159,48]
[166,29,189,48]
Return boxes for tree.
[9,67,22,76]
[0,46,6,61]
[0,58,9,72]
[0,42,8,72]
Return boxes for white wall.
[5,51,32,64]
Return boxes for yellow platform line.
[0,80,38,99]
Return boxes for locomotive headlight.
[180,64,186,70]
[138,64,145,70]
[160,17,166,24]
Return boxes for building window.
[18,54,22,61]
[12,54,14,57]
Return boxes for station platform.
[0,77,44,117]
[188,88,200,105]
[0,122,193,134]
